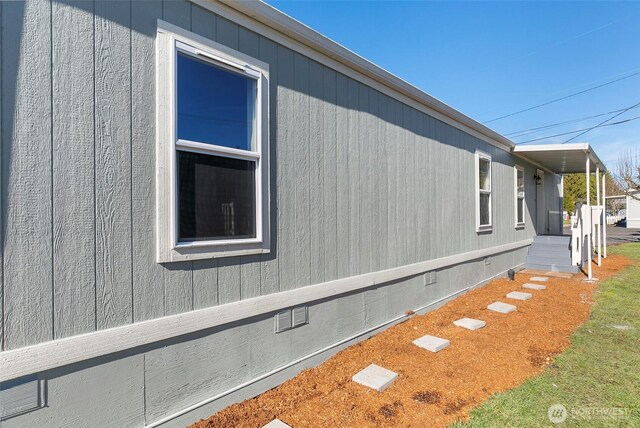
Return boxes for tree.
[563,191,576,214]
[563,173,597,213]
[563,170,621,214]
[605,171,623,196]
[614,148,640,201]
[603,172,625,214]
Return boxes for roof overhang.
[201,0,516,151]
[197,0,609,176]
[513,143,606,174]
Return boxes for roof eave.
[213,0,515,151]
[513,143,607,173]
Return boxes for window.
[156,21,270,262]
[515,165,525,227]
[475,151,492,232]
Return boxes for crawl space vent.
[274,306,308,333]
[0,375,44,420]
[424,270,437,285]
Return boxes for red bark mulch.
[191,255,632,428]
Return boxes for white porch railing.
[570,203,604,269]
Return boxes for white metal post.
[596,167,601,266]
[603,173,607,258]
[586,156,592,279]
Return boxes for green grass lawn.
[453,243,640,427]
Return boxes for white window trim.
[156,20,270,263]
[514,165,525,228]
[475,151,492,232]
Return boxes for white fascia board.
[0,238,532,382]
[513,143,590,153]
[192,0,515,152]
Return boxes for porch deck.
[524,235,578,273]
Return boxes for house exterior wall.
[627,194,640,228]
[542,173,564,234]
[2,250,523,427]
[0,0,560,425]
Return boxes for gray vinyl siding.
[0,250,521,428]
[0,0,557,350]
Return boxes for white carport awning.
[513,143,606,173]
[514,142,608,280]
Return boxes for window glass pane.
[178,151,256,241]
[479,158,490,191]
[479,193,490,226]
[517,198,524,224]
[517,169,524,197]
[177,52,256,151]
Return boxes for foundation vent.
[275,309,292,333]
[292,306,308,327]
[424,270,437,285]
[0,375,44,420]
[275,305,308,333]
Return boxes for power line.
[505,105,640,138]
[483,70,640,124]
[515,114,640,144]
[562,101,640,144]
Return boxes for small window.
[515,165,525,227]
[476,151,492,232]
[156,21,270,262]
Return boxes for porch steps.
[524,262,578,273]
[525,235,579,273]
[526,255,576,266]
[532,235,572,244]
[527,246,571,258]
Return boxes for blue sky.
[266,1,640,168]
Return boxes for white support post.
[603,173,607,258]
[586,156,592,280]
[596,167,601,266]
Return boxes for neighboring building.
[627,192,640,228]
[0,1,606,426]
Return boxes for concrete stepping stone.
[523,283,546,290]
[352,364,398,392]
[453,317,486,330]
[487,301,516,313]
[263,420,291,428]
[507,291,532,301]
[413,334,450,352]
[530,276,549,282]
